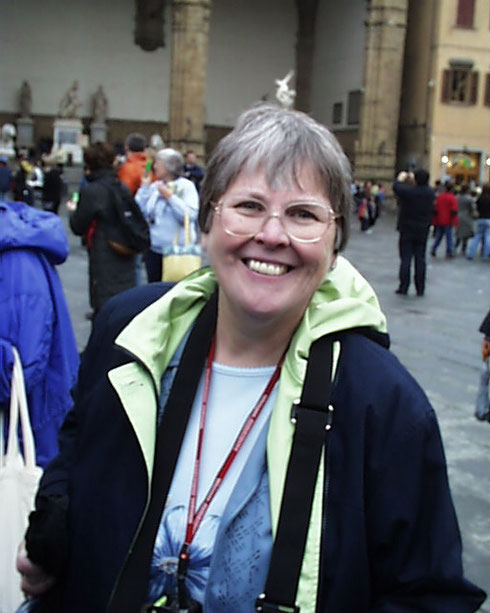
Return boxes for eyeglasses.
[212,199,338,244]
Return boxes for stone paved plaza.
[57,205,490,607]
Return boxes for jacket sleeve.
[0,266,54,403]
[392,181,409,199]
[69,183,99,236]
[479,309,490,337]
[167,179,199,222]
[367,405,485,611]
[24,298,112,575]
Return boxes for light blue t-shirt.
[148,362,278,605]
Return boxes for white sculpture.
[275,70,296,109]
[58,81,82,118]
[0,124,17,157]
[150,134,164,150]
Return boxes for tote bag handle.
[5,347,37,469]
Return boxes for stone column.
[168,0,211,160]
[355,0,408,186]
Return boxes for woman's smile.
[243,258,290,276]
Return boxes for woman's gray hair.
[155,148,184,178]
[199,103,352,251]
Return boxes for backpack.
[101,177,150,257]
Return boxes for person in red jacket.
[431,181,458,257]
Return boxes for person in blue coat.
[0,200,79,468]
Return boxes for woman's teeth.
[246,259,288,276]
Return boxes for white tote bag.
[0,348,43,613]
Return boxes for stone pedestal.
[90,122,107,144]
[16,117,34,148]
[53,118,83,164]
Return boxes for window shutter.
[456,0,475,28]
[347,90,362,125]
[485,74,490,107]
[470,71,478,104]
[441,70,451,103]
[332,102,343,125]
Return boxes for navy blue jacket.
[28,285,485,612]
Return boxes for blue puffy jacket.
[0,201,79,468]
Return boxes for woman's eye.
[234,200,264,214]
[288,206,319,222]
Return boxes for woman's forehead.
[225,164,327,198]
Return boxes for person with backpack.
[17,105,485,613]
[68,143,144,317]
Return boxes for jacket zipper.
[107,345,160,609]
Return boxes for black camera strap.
[256,334,335,613]
[107,291,218,613]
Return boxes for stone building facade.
[1,0,488,186]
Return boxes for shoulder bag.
[0,348,43,613]
[475,358,490,422]
[161,212,202,282]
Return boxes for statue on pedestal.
[0,124,17,157]
[19,81,32,118]
[275,70,296,109]
[92,85,108,124]
[58,81,82,118]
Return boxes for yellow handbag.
[162,212,202,282]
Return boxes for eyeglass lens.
[219,200,335,242]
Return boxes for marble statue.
[58,81,82,118]
[275,70,296,109]
[150,133,164,150]
[19,81,32,118]
[92,85,108,124]
[0,123,17,157]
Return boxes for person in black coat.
[392,169,435,297]
[41,157,64,214]
[68,143,136,317]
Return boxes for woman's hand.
[141,173,153,187]
[16,541,56,597]
[157,182,173,200]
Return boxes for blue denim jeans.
[467,219,490,260]
[431,225,454,256]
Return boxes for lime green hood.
[109,255,386,612]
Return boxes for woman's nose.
[255,213,290,246]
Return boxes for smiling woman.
[17,104,486,613]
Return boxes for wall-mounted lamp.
[486,157,490,167]
[441,154,449,164]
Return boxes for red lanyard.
[178,334,285,568]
